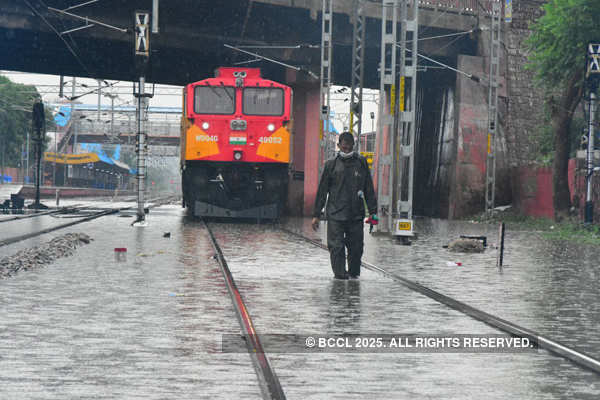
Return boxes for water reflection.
[327,280,361,333]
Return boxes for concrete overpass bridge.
[1,0,506,218]
[1,0,487,86]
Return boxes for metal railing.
[73,118,181,138]
[366,0,497,15]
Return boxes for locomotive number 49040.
[258,136,282,144]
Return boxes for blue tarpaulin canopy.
[78,143,130,172]
[54,106,72,127]
[323,120,339,134]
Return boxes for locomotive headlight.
[233,150,243,160]
[267,123,276,132]
[202,122,210,130]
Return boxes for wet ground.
[1,205,261,400]
[1,204,599,399]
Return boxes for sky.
[1,70,380,134]
[1,70,182,109]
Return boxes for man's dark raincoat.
[313,152,377,278]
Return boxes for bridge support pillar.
[286,71,321,216]
[373,88,392,229]
[449,54,508,218]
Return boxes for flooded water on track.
[219,219,600,399]
[0,206,261,399]
[1,206,599,399]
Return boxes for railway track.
[0,196,178,249]
[279,226,600,376]
[2,212,596,396]
[0,204,86,223]
[203,219,286,400]
[0,208,122,248]
[198,220,600,398]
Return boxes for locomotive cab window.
[194,85,235,114]
[243,88,284,116]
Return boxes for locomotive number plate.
[258,136,282,144]
[196,135,218,142]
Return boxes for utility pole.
[0,134,4,185]
[318,0,333,177]
[54,129,57,186]
[585,42,600,224]
[133,10,153,224]
[72,77,78,154]
[393,0,419,242]
[31,100,47,210]
[350,0,365,150]
[376,0,398,233]
[370,111,375,137]
[20,142,25,184]
[485,1,501,217]
[97,79,102,121]
[26,130,30,184]
[104,92,118,137]
[586,92,595,224]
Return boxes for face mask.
[338,150,354,158]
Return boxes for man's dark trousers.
[327,219,364,277]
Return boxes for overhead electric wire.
[47,6,127,33]
[401,46,486,84]
[22,0,95,80]
[426,32,469,57]
[416,2,453,38]
[63,0,100,12]
[224,44,318,80]
[419,29,477,41]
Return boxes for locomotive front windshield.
[243,88,284,116]
[194,85,235,114]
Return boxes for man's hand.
[311,217,320,231]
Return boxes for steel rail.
[280,226,600,375]
[0,196,176,248]
[0,208,121,248]
[202,220,286,400]
[0,205,85,223]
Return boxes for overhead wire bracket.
[48,6,128,33]
[223,44,318,79]
[60,22,95,35]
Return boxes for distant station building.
[41,105,134,190]
[43,151,132,190]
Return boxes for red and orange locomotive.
[180,67,293,218]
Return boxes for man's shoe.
[334,274,348,280]
[349,275,359,279]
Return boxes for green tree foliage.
[526,0,600,219]
[0,75,54,168]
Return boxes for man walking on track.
[312,132,377,279]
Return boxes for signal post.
[133,11,153,224]
[585,42,600,224]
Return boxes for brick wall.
[505,0,547,167]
